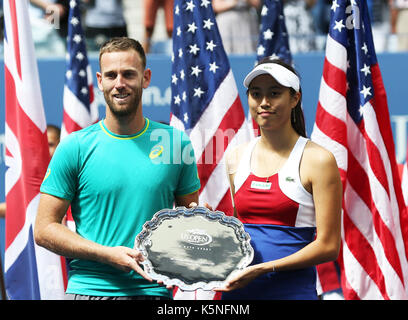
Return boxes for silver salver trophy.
[134,206,254,291]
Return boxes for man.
[34,37,200,299]
[46,124,60,158]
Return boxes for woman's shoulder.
[303,140,339,172]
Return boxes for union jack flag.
[170,0,252,299]
[311,0,408,299]
[61,0,98,138]
[3,0,67,299]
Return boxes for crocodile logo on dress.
[286,177,295,182]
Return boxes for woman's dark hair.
[253,57,307,137]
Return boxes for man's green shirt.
[40,118,201,297]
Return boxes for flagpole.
[0,255,6,300]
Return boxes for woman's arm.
[212,0,239,14]
[218,142,342,291]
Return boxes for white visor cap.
[243,63,300,92]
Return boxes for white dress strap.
[279,136,315,227]
[234,137,260,193]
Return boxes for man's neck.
[104,108,145,136]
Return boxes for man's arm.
[34,193,152,280]
[174,190,199,208]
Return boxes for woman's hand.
[188,202,213,211]
[215,265,263,292]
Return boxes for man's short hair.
[99,37,146,69]
[47,124,61,138]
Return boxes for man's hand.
[103,246,153,282]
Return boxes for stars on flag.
[360,85,372,99]
[172,73,178,85]
[72,34,82,44]
[328,0,376,122]
[331,0,340,12]
[189,43,200,55]
[209,62,219,74]
[186,0,195,12]
[75,51,85,61]
[70,16,79,26]
[191,65,202,77]
[361,42,368,54]
[187,22,198,34]
[256,0,292,64]
[257,45,265,56]
[203,18,214,30]
[206,40,217,51]
[171,0,230,127]
[263,29,274,40]
[193,87,204,98]
[261,5,268,16]
[64,0,92,112]
[200,0,210,8]
[360,63,371,76]
[174,94,181,105]
[333,19,345,32]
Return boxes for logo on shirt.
[250,181,272,190]
[181,229,212,246]
[285,177,295,182]
[149,145,164,159]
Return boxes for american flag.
[256,0,292,64]
[170,0,252,299]
[61,0,98,138]
[62,0,98,230]
[250,0,293,137]
[311,0,408,299]
[3,0,67,299]
[398,147,408,207]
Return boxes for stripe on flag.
[170,0,252,300]
[310,0,408,300]
[398,141,408,207]
[4,0,67,299]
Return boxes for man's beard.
[104,89,142,118]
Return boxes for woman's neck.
[258,125,299,154]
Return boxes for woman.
[218,58,342,300]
